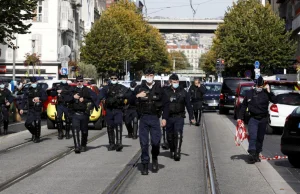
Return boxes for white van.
[141,75,191,90]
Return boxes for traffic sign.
[61,61,68,68]
[254,61,260,69]
[61,67,68,75]
[254,68,260,79]
[59,45,71,58]
[244,70,252,77]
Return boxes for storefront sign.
[0,65,7,73]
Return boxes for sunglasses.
[110,77,117,80]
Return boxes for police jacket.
[51,82,74,104]
[72,86,97,113]
[0,88,13,106]
[238,88,277,120]
[20,86,47,110]
[188,84,206,102]
[97,83,131,109]
[165,86,194,121]
[126,88,137,109]
[133,82,169,119]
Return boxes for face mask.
[256,87,263,92]
[172,83,179,89]
[111,80,117,84]
[31,84,37,88]
[0,85,4,89]
[146,77,153,84]
[77,85,83,88]
[130,87,135,91]
[61,80,67,84]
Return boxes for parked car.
[46,83,104,130]
[219,77,252,114]
[281,106,300,168]
[265,80,300,94]
[233,82,255,121]
[203,82,221,111]
[267,91,300,134]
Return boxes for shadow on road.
[159,151,190,159]
[230,154,249,163]
[137,162,166,173]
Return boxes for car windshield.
[223,79,252,93]
[277,93,300,106]
[240,86,252,97]
[270,84,295,91]
[205,84,221,94]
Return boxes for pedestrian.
[71,75,97,153]
[238,76,277,164]
[97,72,131,152]
[0,82,13,135]
[134,67,169,175]
[188,77,206,126]
[124,80,139,139]
[51,75,74,139]
[161,78,171,150]
[165,74,196,161]
[19,77,47,143]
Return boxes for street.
[0,112,298,193]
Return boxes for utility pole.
[173,59,176,71]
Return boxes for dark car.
[203,82,221,111]
[281,106,300,168]
[233,82,255,120]
[219,77,252,114]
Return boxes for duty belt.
[169,113,184,118]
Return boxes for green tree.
[169,51,190,70]
[199,50,217,74]
[80,0,171,74]
[77,62,98,80]
[215,0,296,74]
[0,0,39,45]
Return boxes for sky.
[141,0,235,19]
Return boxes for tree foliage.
[199,49,217,74]
[77,62,98,80]
[0,0,39,45]
[210,0,296,74]
[169,51,190,70]
[80,0,171,74]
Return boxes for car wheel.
[288,155,300,168]
[266,124,274,134]
[94,119,103,130]
[47,118,55,129]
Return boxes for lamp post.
[31,39,36,76]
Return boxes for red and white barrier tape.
[260,155,288,161]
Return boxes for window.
[33,0,48,22]
[37,1,43,22]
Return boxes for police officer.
[19,77,47,143]
[238,76,277,164]
[165,74,195,161]
[161,79,171,150]
[124,81,139,139]
[134,68,169,175]
[188,77,206,126]
[71,75,97,153]
[0,82,13,135]
[97,72,131,151]
[51,75,73,139]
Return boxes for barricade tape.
[260,154,288,161]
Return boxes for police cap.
[144,67,155,75]
[109,71,118,77]
[76,75,84,81]
[130,80,137,88]
[30,77,37,83]
[169,73,179,81]
[257,76,264,87]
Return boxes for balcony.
[61,19,75,32]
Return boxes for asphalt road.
[225,111,300,193]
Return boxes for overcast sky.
[142,0,235,19]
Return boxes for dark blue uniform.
[97,83,131,151]
[164,85,194,161]
[124,87,139,139]
[51,81,74,139]
[188,84,206,126]
[71,85,97,153]
[0,87,13,135]
[20,85,47,143]
[239,87,277,163]
[134,82,169,174]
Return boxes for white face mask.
[77,85,83,88]
[146,77,153,84]
[130,87,135,91]
[61,80,67,84]
[0,85,4,89]
[111,80,117,84]
[31,83,37,88]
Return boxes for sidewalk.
[204,112,296,194]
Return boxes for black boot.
[125,123,133,138]
[72,128,81,154]
[33,120,41,143]
[255,152,261,162]
[65,120,71,139]
[161,127,169,150]
[194,110,200,126]
[3,120,8,135]
[152,157,159,173]
[248,150,256,164]
[25,122,35,140]
[57,118,63,140]
[167,133,174,158]
[174,132,183,161]
[107,126,116,151]
[81,132,88,152]
[141,164,149,175]
[132,117,138,139]
[115,124,123,151]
